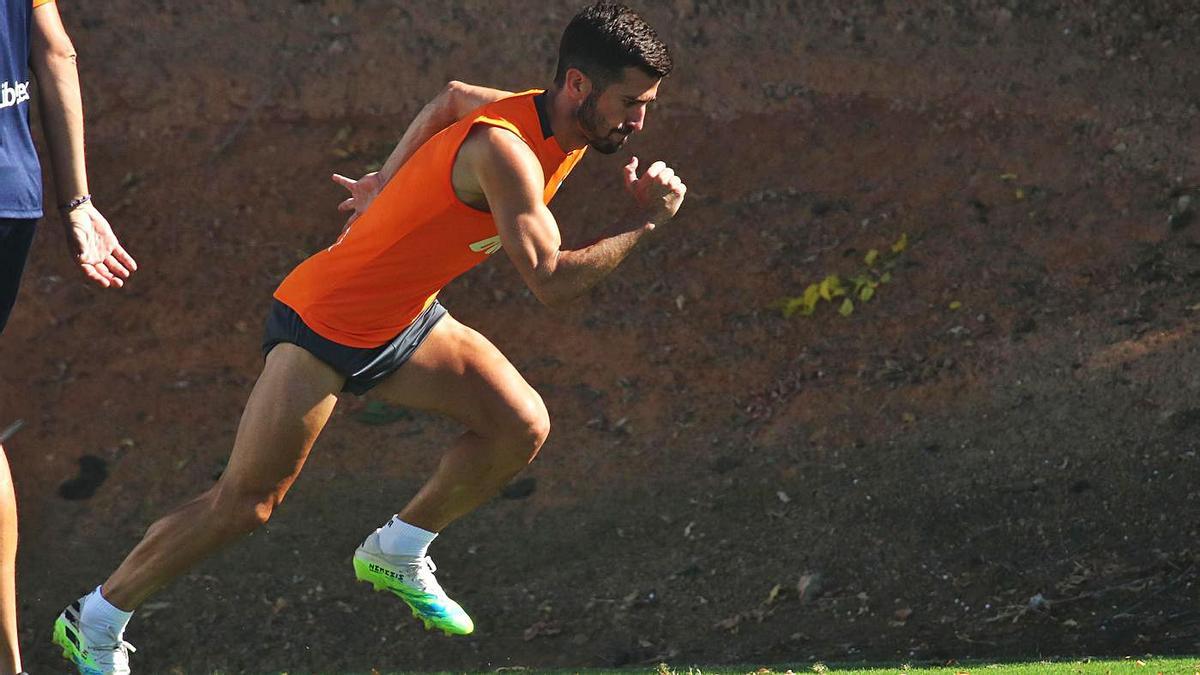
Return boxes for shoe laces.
[406,556,444,593]
[93,639,136,665]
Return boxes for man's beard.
[578,91,630,154]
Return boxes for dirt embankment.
[4,1,1200,671]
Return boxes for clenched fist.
[622,156,686,226]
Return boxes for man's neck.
[543,88,586,154]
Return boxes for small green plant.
[774,232,907,319]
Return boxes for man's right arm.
[377,81,513,184]
[333,81,512,219]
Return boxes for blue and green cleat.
[353,531,474,636]
[52,597,135,675]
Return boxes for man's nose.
[626,105,647,132]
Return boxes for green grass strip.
[311,658,1200,675]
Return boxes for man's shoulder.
[461,124,537,166]
[478,88,542,110]
[457,124,544,192]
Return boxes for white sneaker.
[52,596,135,675]
[353,531,474,635]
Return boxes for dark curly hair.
[554,2,673,90]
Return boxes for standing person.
[1,0,137,673]
[54,3,681,673]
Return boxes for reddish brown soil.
[4,1,1200,672]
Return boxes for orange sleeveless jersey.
[274,90,586,347]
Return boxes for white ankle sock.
[376,516,437,558]
[79,585,134,642]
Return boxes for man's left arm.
[467,127,687,307]
[30,1,136,288]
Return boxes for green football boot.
[353,531,474,636]
[52,597,135,675]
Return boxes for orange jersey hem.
[274,292,440,349]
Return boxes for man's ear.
[563,67,593,102]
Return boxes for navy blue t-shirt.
[0,0,43,218]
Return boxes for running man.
[54,3,681,672]
[1,0,136,672]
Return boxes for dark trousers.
[0,218,37,335]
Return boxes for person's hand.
[63,201,136,288]
[623,157,686,226]
[332,172,383,229]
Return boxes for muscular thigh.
[217,343,344,499]
[369,314,541,432]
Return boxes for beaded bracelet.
[60,193,92,212]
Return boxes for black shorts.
[0,218,37,335]
[262,299,447,395]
